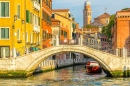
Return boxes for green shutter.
[18,5,20,19]
[26,10,28,22]
[28,11,30,23]
[1,28,9,39]
[5,28,9,38]
[1,28,5,38]
[1,2,5,17]
[30,12,32,24]
[26,10,30,23]
[5,2,9,17]
[0,3,1,16]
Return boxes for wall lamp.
[21,20,25,24]
[14,15,18,22]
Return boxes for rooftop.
[52,9,70,12]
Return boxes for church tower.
[83,0,92,27]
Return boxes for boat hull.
[86,66,102,74]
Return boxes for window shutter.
[26,10,30,23]
[1,2,5,17]
[17,5,20,19]
[5,28,9,38]
[1,28,5,38]
[30,12,32,24]
[17,29,20,40]
[0,3,1,17]
[26,10,28,22]
[5,2,9,17]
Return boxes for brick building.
[111,9,130,57]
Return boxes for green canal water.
[0,65,130,86]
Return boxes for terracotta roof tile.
[52,9,70,12]
[96,12,110,19]
[51,18,60,22]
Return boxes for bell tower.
[83,0,92,27]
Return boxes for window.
[61,30,63,36]
[0,2,9,17]
[30,33,33,43]
[26,32,28,42]
[37,0,40,4]
[106,19,109,24]
[0,28,9,39]
[46,0,48,5]
[26,10,30,23]
[33,14,40,26]
[52,14,54,18]
[17,29,20,40]
[64,31,67,37]
[42,11,44,19]
[0,46,10,58]
[17,5,20,19]
[30,12,32,24]
[36,34,39,43]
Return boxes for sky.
[52,0,130,28]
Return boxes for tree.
[102,14,115,41]
[83,24,98,28]
[121,8,130,11]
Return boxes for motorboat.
[85,61,102,74]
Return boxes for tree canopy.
[102,14,115,41]
[83,24,98,28]
[121,8,130,11]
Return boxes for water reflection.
[0,65,130,86]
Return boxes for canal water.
[0,65,130,86]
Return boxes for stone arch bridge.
[0,45,130,77]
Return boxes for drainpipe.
[24,0,26,54]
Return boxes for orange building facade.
[42,0,52,48]
[51,18,69,45]
[111,9,130,56]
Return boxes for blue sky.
[52,0,130,28]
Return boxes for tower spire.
[105,7,107,13]
[83,0,92,26]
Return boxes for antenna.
[105,7,107,13]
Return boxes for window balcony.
[33,25,40,32]
[33,1,40,11]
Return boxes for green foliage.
[122,8,130,11]
[111,70,123,77]
[102,14,115,41]
[83,24,98,28]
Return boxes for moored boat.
[85,61,102,74]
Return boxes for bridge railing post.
[79,35,83,46]
[78,38,80,45]
[116,48,118,56]
[56,35,59,46]
[122,47,127,58]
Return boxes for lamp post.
[71,39,75,45]
[97,39,100,50]
[64,38,67,45]
[12,15,18,58]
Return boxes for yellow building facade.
[52,9,77,40]
[0,0,42,58]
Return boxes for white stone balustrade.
[33,25,40,32]
[33,1,40,11]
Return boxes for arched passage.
[14,45,123,76]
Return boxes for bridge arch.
[15,45,123,76]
